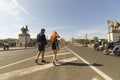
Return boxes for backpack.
[36,33,43,46]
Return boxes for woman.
[50,31,60,66]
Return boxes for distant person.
[35,29,47,64]
[50,31,60,66]
[3,42,9,50]
[98,40,102,45]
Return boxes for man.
[35,29,47,63]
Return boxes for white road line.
[0,52,71,69]
[67,47,113,80]
[0,57,78,80]
[91,78,99,80]
[91,76,103,80]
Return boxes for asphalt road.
[0,44,120,80]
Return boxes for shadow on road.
[36,62,51,65]
[62,62,103,67]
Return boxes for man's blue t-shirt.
[37,32,47,46]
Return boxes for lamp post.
[25,25,28,48]
[25,33,27,48]
[108,20,111,42]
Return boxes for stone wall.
[17,33,30,47]
[107,31,120,42]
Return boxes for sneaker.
[41,60,46,63]
[35,59,38,63]
[52,62,57,66]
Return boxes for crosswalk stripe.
[0,52,71,69]
[0,57,78,80]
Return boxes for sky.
[0,0,120,40]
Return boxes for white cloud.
[79,28,106,34]
[0,0,38,39]
[46,27,68,30]
[0,0,37,22]
[12,0,38,23]
[45,25,108,40]
[0,0,22,21]
[75,25,108,39]
[80,26,107,34]
[0,24,21,39]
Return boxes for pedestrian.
[35,28,47,64]
[50,31,60,66]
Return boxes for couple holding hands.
[35,28,60,66]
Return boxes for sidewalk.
[73,43,93,48]
[0,47,35,51]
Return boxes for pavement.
[0,47,35,51]
[0,46,105,80]
[73,43,94,48]
[0,44,120,80]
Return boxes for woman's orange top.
[51,31,57,42]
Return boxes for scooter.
[111,45,120,56]
[103,42,120,56]
[93,43,105,51]
[103,42,114,55]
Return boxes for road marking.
[91,78,99,80]
[0,57,78,80]
[0,52,71,69]
[91,76,103,80]
[67,47,113,80]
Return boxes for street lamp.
[25,25,28,48]
[108,20,111,42]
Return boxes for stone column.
[107,30,120,42]
[17,33,30,47]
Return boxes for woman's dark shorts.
[52,42,56,50]
[52,41,59,50]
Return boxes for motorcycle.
[111,45,120,56]
[103,42,120,56]
[93,42,105,51]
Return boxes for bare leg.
[35,51,41,63]
[52,50,57,65]
[41,51,46,62]
[41,51,44,60]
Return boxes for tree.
[79,39,85,44]
[30,38,37,46]
[90,39,94,44]
[101,39,108,43]
[79,39,90,44]
[93,37,99,42]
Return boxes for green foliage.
[90,40,94,44]
[75,37,107,44]
[100,39,108,43]
[93,37,99,42]
[30,39,37,46]
[79,39,90,44]
[10,41,16,47]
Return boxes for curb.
[0,47,36,51]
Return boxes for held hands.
[45,45,48,48]
[45,42,51,48]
